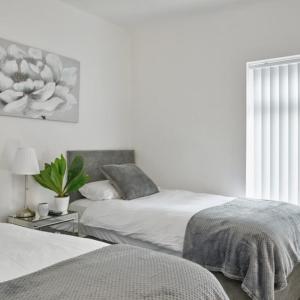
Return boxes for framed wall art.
[0,37,80,123]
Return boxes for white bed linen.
[80,190,235,252]
[0,223,107,283]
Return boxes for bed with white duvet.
[0,223,229,300]
[73,189,234,254]
[65,150,300,300]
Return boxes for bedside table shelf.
[8,211,79,234]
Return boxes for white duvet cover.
[80,190,235,252]
[0,223,107,283]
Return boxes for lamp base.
[16,207,35,218]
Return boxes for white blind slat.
[246,69,255,197]
[253,68,262,198]
[262,67,271,199]
[289,64,298,204]
[270,66,280,201]
[279,65,289,202]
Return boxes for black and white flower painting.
[0,37,79,123]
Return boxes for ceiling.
[60,0,257,26]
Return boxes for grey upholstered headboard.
[67,150,135,202]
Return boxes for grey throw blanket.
[0,244,228,300]
[183,198,300,300]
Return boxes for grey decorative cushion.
[101,164,159,200]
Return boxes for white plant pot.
[55,196,70,213]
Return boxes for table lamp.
[12,147,40,218]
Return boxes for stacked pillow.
[79,164,159,201]
[101,164,159,200]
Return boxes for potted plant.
[33,154,89,213]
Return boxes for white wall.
[2,0,300,222]
[0,0,132,221]
[132,0,300,197]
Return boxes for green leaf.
[33,169,60,194]
[58,154,66,177]
[67,156,84,184]
[50,163,62,194]
[33,174,51,190]
[64,171,89,195]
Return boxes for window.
[246,55,300,204]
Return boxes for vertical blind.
[246,56,300,205]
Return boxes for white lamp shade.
[12,147,40,175]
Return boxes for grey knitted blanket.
[0,244,228,300]
[183,198,300,300]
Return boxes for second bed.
[67,150,300,300]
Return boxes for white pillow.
[79,180,120,201]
